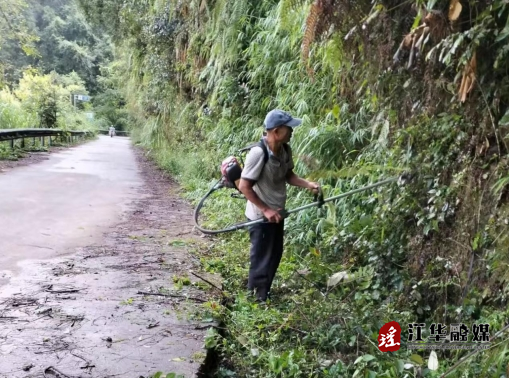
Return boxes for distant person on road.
[109,126,116,137]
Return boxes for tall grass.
[0,88,96,131]
[0,90,37,129]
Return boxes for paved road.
[0,136,142,287]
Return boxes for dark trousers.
[248,221,285,301]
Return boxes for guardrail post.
[10,139,14,149]
[21,138,25,149]
[33,137,36,147]
[41,136,45,147]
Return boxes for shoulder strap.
[238,138,269,164]
[257,140,290,164]
[238,139,288,165]
[256,139,269,164]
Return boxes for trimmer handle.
[313,187,325,208]
[278,209,290,219]
[261,209,290,223]
[398,172,415,186]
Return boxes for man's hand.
[263,207,283,223]
[307,181,320,195]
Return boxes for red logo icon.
[378,321,402,352]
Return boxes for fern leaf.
[301,0,324,67]
[199,0,207,13]
[286,0,309,10]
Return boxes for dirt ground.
[0,149,65,173]
[0,147,220,378]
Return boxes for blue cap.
[264,109,302,130]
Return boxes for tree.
[14,70,88,128]
[0,0,112,93]
[91,62,129,130]
[0,0,38,87]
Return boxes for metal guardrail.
[97,129,130,136]
[0,128,94,148]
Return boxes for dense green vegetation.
[0,71,92,129]
[0,69,96,159]
[0,0,117,133]
[0,0,111,92]
[78,0,509,376]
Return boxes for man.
[238,109,320,302]
[109,125,116,137]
